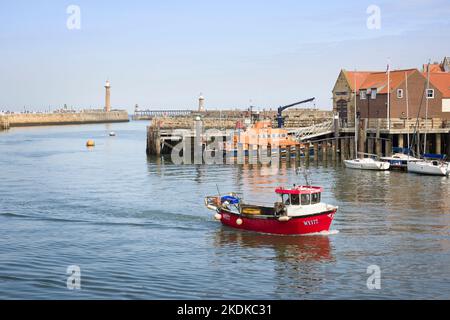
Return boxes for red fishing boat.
[205,185,337,235]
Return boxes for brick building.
[332,59,450,156]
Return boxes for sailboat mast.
[405,71,410,152]
[387,61,391,130]
[424,60,431,154]
[354,71,358,157]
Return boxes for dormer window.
[426,89,434,99]
[360,90,367,100]
[371,88,377,99]
[397,89,404,99]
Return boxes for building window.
[371,88,377,100]
[360,90,367,100]
[397,89,403,99]
[426,89,434,99]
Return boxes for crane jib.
[277,97,315,128]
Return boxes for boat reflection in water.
[214,228,334,262]
[213,229,335,296]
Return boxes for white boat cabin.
[276,186,334,217]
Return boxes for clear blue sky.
[1,0,450,112]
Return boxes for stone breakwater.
[0,111,129,129]
[150,109,333,130]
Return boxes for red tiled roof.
[343,71,372,91]
[425,72,450,98]
[358,69,417,94]
[343,69,417,94]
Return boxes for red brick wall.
[391,71,445,119]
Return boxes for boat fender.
[214,213,222,221]
[278,216,291,222]
[236,218,243,226]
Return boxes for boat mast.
[354,71,358,158]
[423,60,431,154]
[405,71,410,153]
[387,60,391,130]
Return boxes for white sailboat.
[407,159,449,176]
[407,61,450,176]
[344,69,390,171]
[344,157,390,170]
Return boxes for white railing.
[289,120,334,141]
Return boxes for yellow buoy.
[236,218,243,226]
[86,140,95,147]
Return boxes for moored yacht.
[407,156,450,176]
[344,157,390,170]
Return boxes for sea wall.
[150,109,333,130]
[0,111,129,129]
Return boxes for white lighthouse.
[105,80,111,112]
[198,93,205,112]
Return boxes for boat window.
[283,194,290,205]
[311,193,321,204]
[301,194,311,206]
[291,194,300,205]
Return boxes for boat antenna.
[216,184,222,197]
[296,167,312,186]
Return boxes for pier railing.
[341,118,450,133]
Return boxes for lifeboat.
[205,185,337,235]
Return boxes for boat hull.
[218,209,336,235]
[344,159,390,171]
[407,161,449,176]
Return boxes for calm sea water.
[0,121,449,300]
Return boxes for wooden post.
[367,137,374,155]
[322,142,328,162]
[416,132,421,156]
[436,133,441,155]
[359,119,367,158]
[249,144,257,165]
[295,144,301,164]
[155,131,161,156]
[183,136,192,164]
[398,134,404,149]
[339,139,345,161]
[305,143,310,165]
[237,143,245,165]
[286,146,291,164]
[332,139,337,161]
[447,133,450,158]
[386,137,392,157]
[349,138,355,159]
[313,143,319,162]
[376,139,382,157]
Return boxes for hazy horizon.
[1,0,450,113]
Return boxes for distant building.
[422,57,450,73]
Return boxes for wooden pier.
[146,114,450,162]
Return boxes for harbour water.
[1,121,450,299]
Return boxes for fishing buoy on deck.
[86,140,95,147]
[236,218,243,226]
[214,213,222,221]
[278,216,291,222]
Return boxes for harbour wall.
[0,111,129,129]
[149,109,333,130]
